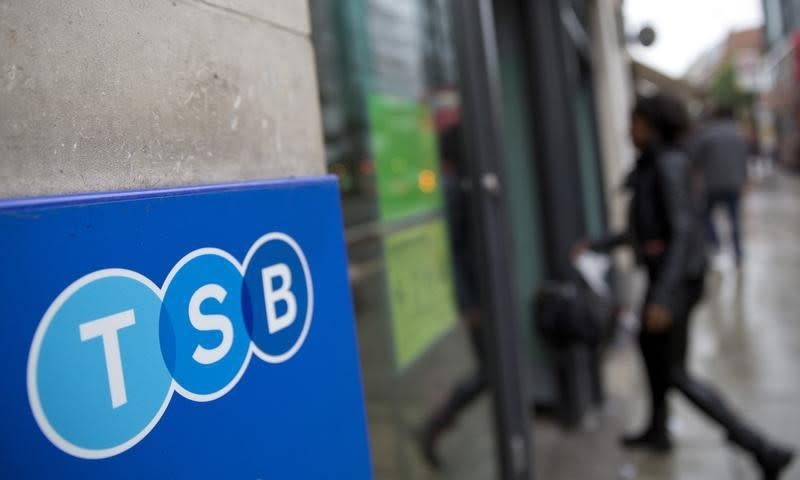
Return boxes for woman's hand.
[572,240,590,259]
[644,304,672,332]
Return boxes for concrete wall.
[591,0,645,307]
[0,0,325,198]
[590,0,635,236]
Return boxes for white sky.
[624,0,764,78]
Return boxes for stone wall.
[0,0,324,197]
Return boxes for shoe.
[757,444,794,480]
[416,427,442,471]
[620,429,673,453]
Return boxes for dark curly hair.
[633,94,690,144]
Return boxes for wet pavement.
[533,170,800,479]
[366,170,799,479]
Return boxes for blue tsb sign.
[0,177,372,479]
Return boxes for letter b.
[261,263,297,334]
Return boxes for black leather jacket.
[591,144,707,307]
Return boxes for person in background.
[575,94,794,479]
[417,123,487,470]
[690,104,750,267]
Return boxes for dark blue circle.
[242,237,310,361]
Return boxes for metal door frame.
[452,1,534,478]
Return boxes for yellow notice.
[384,220,457,370]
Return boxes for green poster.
[367,94,443,221]
[384,220,457,370]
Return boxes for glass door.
[310,1,499,478]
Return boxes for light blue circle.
[35,273,172,452]
[160,253,249,398]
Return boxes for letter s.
[188,284,233,365]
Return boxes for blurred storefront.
[309,0,629,477]
[311,2,500,478]
[762,0,800,169]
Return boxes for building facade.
[763,0,800,168]
[2,1,635,478]
[309,0,633,477]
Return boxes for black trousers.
[706,189,743,262]
[640,276,765,452]
[426,321,488,433]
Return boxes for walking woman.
[576,94,794,479]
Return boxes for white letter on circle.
[261,263,297,334]
[79,310,136,409]
[189,284,234,365]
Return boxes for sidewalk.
[533,171,800,479]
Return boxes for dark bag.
[535,280,616,347]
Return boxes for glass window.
[310,1,498,477]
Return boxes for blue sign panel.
[0,177,372,479]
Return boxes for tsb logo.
[27,233,313,459]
